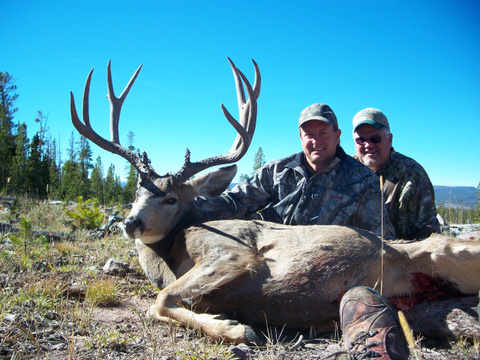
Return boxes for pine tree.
[239,147,266,183]
[61,160,82,202]
[46,136,61,199]
[27,133,44,197]
[32,111,52,198]
[123,165,137,204]
[113,173,123,205]
[9,123,29,195]
[105,164,121,206]
[61,132,82,201]
[90,156,104,203]
[253,147,266,171]
[122,131,137,204]
[0,72,19,191]
[77,136,93,199]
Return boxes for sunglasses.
[355,134,387,145]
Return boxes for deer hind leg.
[430,237,480,294]
[148,257,261,344]
[399,235,480,294]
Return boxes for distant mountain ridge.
[434,186,477,207]
[229,184,478,208]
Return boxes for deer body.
[70,59,480,344]
[136,213,480,343]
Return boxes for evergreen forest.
[0,71,137,206]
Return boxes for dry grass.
[85,277,119,307]
[0,200,479,359]
[26,202,71,233]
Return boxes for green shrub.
[65,197,104,230]
[8,217,50,270]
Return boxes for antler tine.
[172,58,260,184]
[70,61,152,174]
[107,60,142,144]
[228,57,247,113]
[227,57,261,114]
[222,64,257,156]
[251,59,261,100]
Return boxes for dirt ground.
[2,266,479,360]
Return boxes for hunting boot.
[340,286,409,360]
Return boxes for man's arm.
[194,166,274,221]
[399,175,441,240]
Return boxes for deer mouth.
[124,217,145,239]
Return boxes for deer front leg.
[147,259,261,344]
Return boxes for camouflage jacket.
[195,146,395,238]
[363,148,440,240]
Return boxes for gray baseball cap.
[298,103,338,128]
[353,108,390,131]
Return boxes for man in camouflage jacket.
[195,103,394,238]
[352,107,441,240]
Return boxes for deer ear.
[187,165,237,197]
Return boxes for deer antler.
[70,61,155,176]
[172,58,260,184]
[70,58,260,183]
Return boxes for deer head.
[70,58,260,244]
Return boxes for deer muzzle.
[124,217,144,239]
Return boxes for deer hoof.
[244,325,262,345]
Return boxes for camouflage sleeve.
[394,172,441,240]
[194,165,274,221]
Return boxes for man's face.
[354,124,392,171]
[299,120,340,173]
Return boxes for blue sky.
[2,0,479,187]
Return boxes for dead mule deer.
[70,59,480,344]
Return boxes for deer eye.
[164,198,177,205]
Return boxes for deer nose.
[124,217,143,237]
